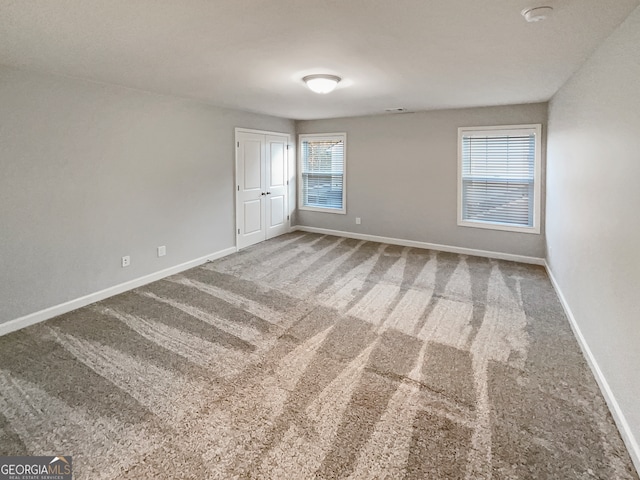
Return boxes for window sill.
[458,219,540,235]
[299,205,346,215]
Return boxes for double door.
[236,130,289,249]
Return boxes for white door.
[237,131,266,249]
[265,135,289,239]
[236,130,289,250]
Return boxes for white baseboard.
[545,262,640,475]
[0,246,236,338]
[293,225,545,265]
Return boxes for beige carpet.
[0,232,637,479]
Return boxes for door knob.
[266,192,271,195]
[261,192,266,196]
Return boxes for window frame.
[457,124,542,234]
[298,132,347,215]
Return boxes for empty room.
[1,1,639,479]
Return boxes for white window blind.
[299,134,346,214]
[458,125,541,233]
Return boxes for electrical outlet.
[355,217,361,225]
[157,246,166,257]
[121,255,131,267]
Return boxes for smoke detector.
[521,6,553,22]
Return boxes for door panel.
[265,135,289,239]
[237,132,266,249]
[244,140,262,189]
[269,142,285,187]
[244,199,262,234]
[269,195,285,227]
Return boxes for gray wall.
[296,103,547,258]
[0,65,294,324]
[546,6,640,461]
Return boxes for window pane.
[460,128,538,229]
[300,135,345,211]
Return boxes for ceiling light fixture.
[303,74,341,94]
[521,6,553,22]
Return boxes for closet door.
[236,130,290,250]
[236,131,266,249]
[265,135,289,239]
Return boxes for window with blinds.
[458,125,541,234]
[299,133,347,214]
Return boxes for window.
[458,124,541,234]
[299,133,347,214]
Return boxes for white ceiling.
[0,0,638,120]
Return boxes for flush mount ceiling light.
[521,6,553,22]
[303,74,341,94]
